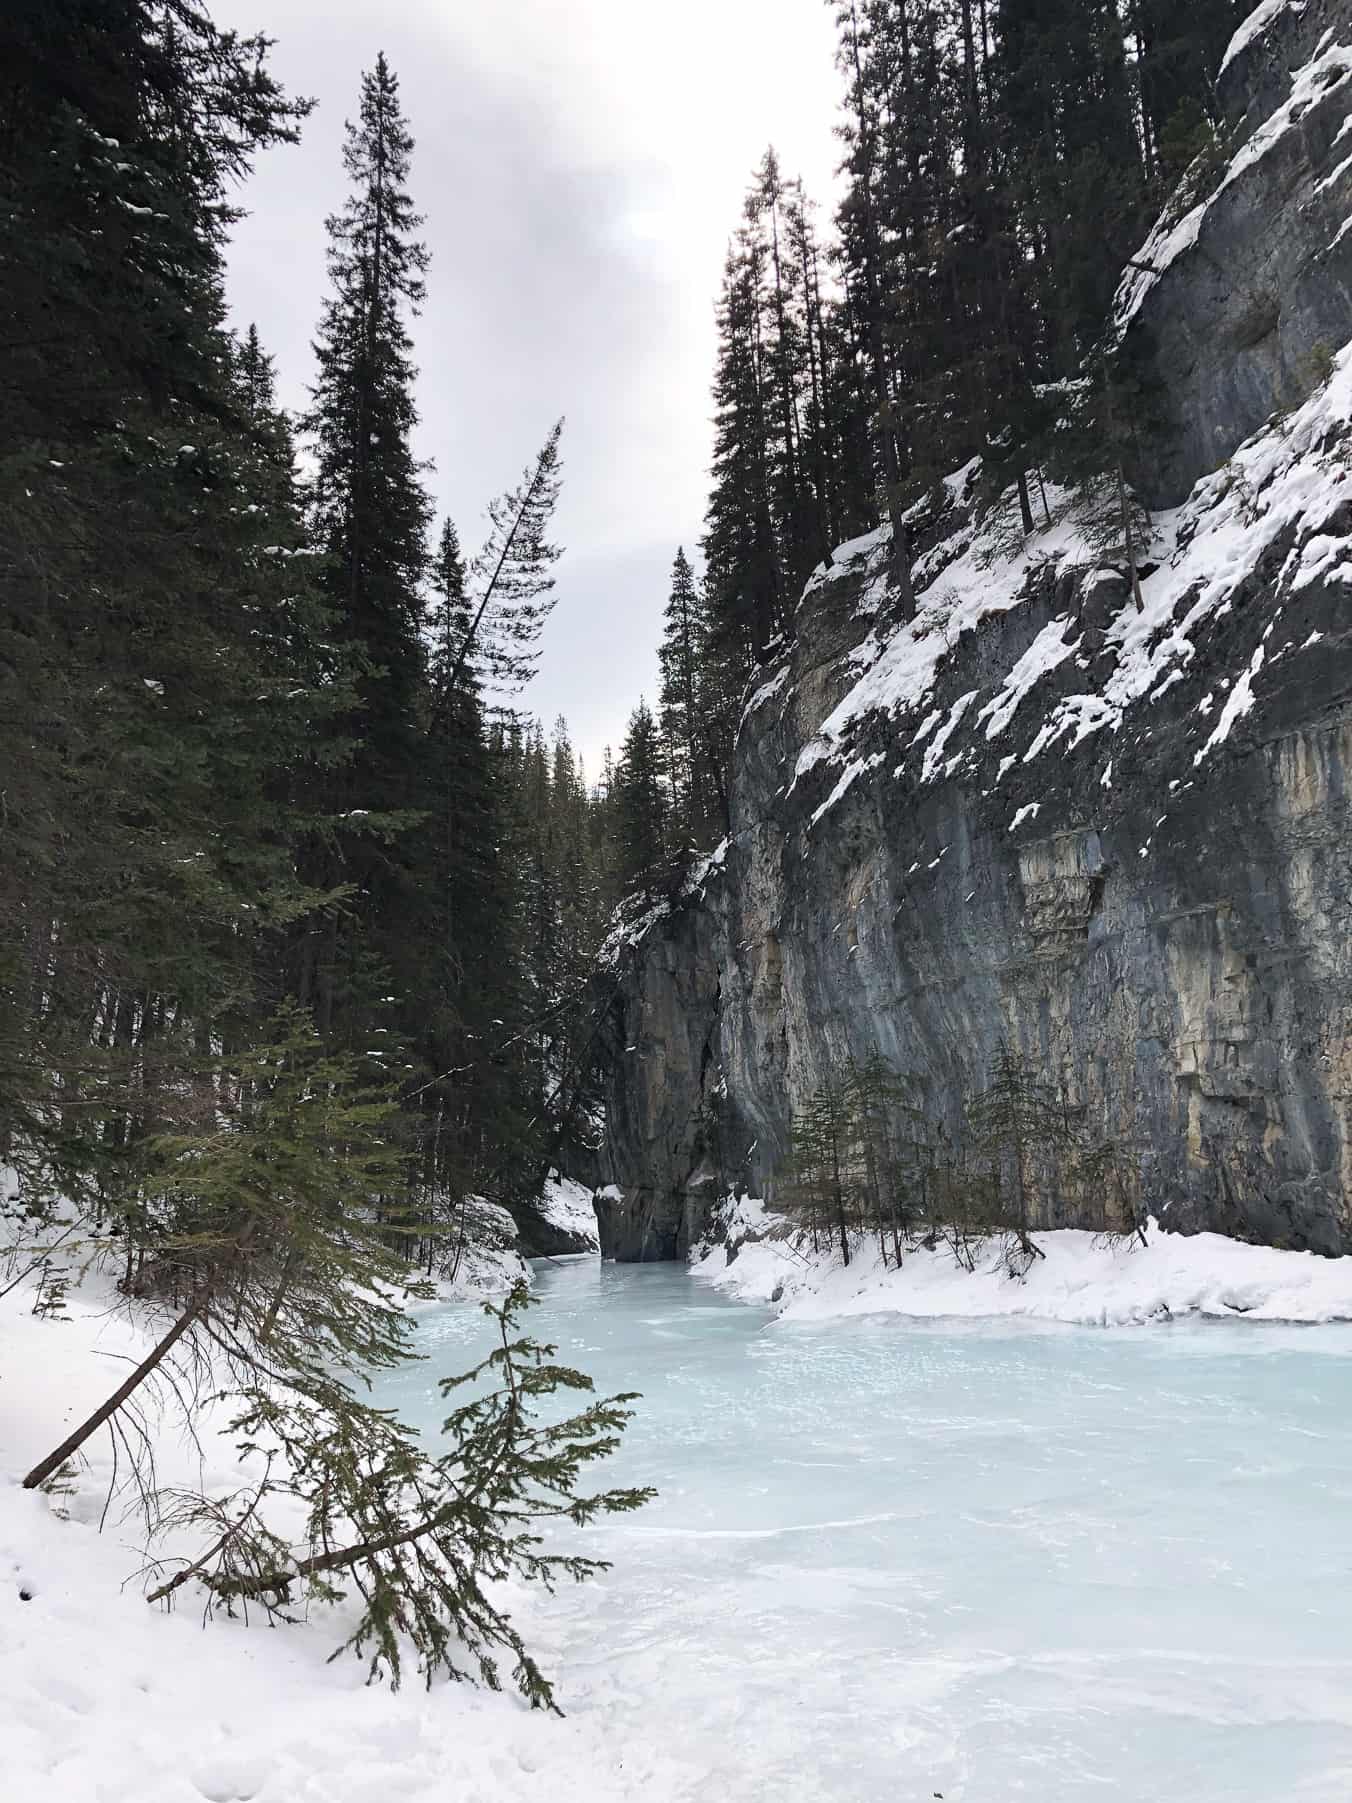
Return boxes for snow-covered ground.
[692,1197,1352,1327]
[421,1196,532,1299]
[404,1178,599,1311]
[0,1172,610,1803]
[0,1275,667,1803]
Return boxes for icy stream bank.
[7,1256,1352,1800]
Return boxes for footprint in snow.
[190,1755,269,1802]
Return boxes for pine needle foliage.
[964,1044,1079,1261]
[139,1004,420,1366]
[164,1284,654,1710]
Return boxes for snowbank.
[691,1200,1352,1328]
[0,1279,670,1803]
[398,1198,533,1308]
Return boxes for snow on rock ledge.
[1117,0,1352,506]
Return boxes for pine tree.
[300,52,433,1035]
[831,0,926,613]
[964,1044,1077,1260]
[843,1053,927,1268]
[787,1079,859,1266]
[703,237,785,667]
[1130,0,1247,185]
[410,518,537,1224]
[614,701,670,903]
[450,422,564,699]
[22,1013,653,1706]
[993,0,1148,376]
[657,549,718,849]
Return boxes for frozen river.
[378,1256,1352,1801]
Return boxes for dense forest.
[0,7,647,1265]
[1,0,654,1700]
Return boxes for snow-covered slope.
[1117,0,1352,505]
[786,341,1352,804]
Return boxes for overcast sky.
[215,0,844,772]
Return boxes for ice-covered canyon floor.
[8,1231,1352,1801]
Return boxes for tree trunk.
[1118,463,1145,613]
[1016,469,1035,537]
[23,1294,206,1490]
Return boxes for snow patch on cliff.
[792,479,1087,791]
[1118,17,1352,330]
[1221,0,1302,75]
[792,332,1352,825]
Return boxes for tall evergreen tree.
[411,518,535,1212]
[658,548,728,849]
[993,0,1147,373]
[300,52,432,1034]
[614,701,670,903]
[1130,0,1247,184]
[703,236,785,667]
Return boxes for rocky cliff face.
[596,0,1352,1262]
[1118,0,1352,507]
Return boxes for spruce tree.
[965,1045,1077,1260]
[657,549,709,848]
[448,422,564,698]
[411,518,537,1227]
[703,237,785,667]
[787,1079,859,1266]
[614,701,670,903]
[1130,0,1246,184]
[993,0,1147,374]
[22,1013,652,1706]
[300,52,433,1036]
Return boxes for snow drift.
[692,1199,1352,1329]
